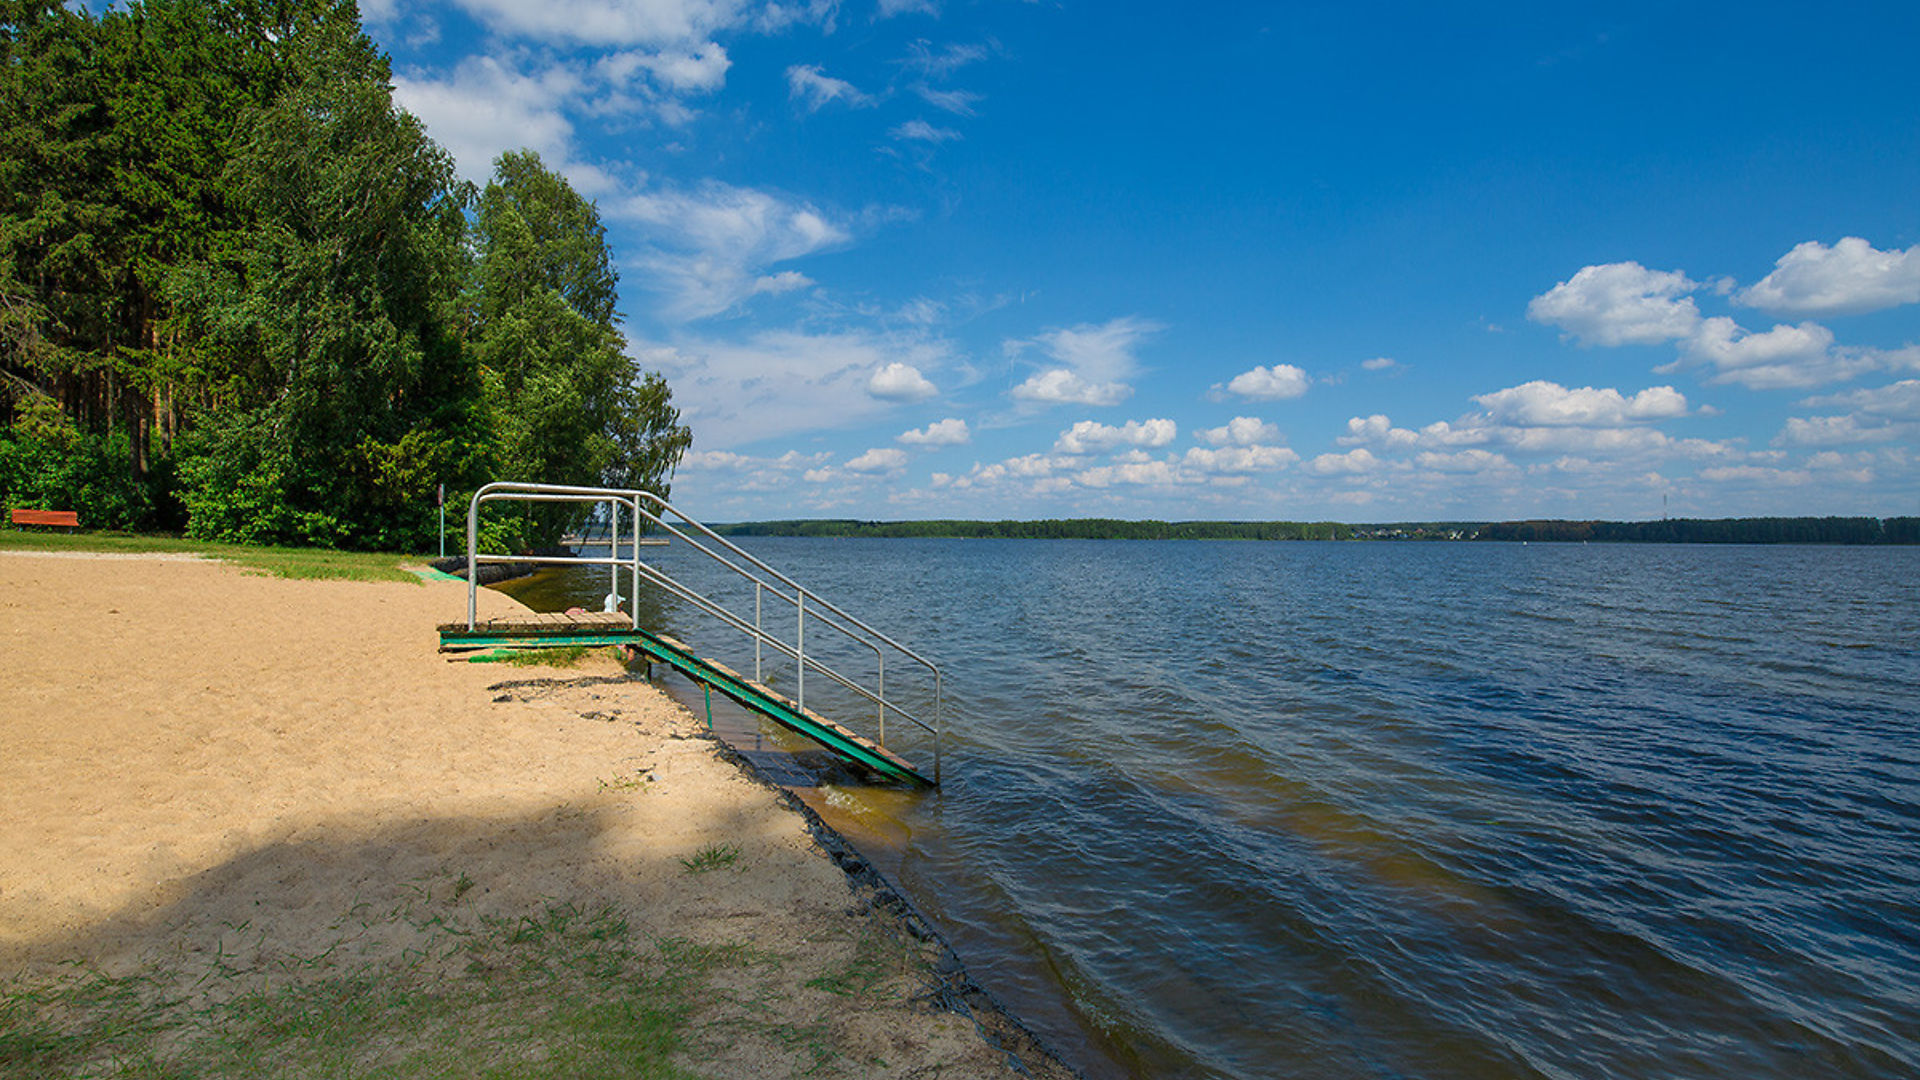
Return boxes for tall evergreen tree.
[175,10,484,549]
[2,2,693,548]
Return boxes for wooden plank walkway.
[442,612,635,632]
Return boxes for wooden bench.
[9,508,80,531]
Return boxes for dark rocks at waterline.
[428,556,535,586]
[431,546,577,586]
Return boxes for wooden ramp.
[438,616,934,788]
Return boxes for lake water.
[499,539,1920,1080]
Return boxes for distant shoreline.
[709,515,1920,545]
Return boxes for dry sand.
[0,550,1070,1077]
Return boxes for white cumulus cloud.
[1338,414,1418,447]
[1472,381,1690,426]
[1679,317,1848,389]
[1182,445,1299,473]
[1008,316,1161,408]
[1527,262,1703,346]
[1307,448,1382,475]
[1776,415,1904,447]
[1197,417,1281,446]
[1800,379,1920,420]
[606,42,731,93]
[898,418,971,446]
[1052,418,1177,454]
[1072,460,1183,488]
[1776,379,1920,446]
[868,362,938,401]
[1415,449,1514,474]
[752,270,814,295]
[845,447,909,473]
[1738,237,1920,316]
[1215,364,1310,401]
[1010,370,1130,407]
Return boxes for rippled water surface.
[506,540,1920,1079]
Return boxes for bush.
[0,397,156,529]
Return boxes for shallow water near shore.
[501,539,1920,1079]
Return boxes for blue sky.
[365,0,1920,523]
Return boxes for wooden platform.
[440,612,636,634]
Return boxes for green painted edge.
[438,627,934,787]
[628,637,928,787]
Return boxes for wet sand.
[0,549,1070,1077]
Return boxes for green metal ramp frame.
[439,619,934,788]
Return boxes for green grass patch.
[0,897,745,1080]
[598,771,650,793]
[500,645,596,668]
[0,530,419,583]
[0,878,959,1080]
[678,844,741,875]
[804,927,908,1001]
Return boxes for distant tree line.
[1475,517,1920,545]
[716,517,1920,544]
[718,520,1359,540]
[0,0,690,550]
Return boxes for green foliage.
[476,149,620,327]
[501,645,596,668]
[470,150,690,547]
[679,843,741,874]
[0,2,688,553]
[0,393,154,526]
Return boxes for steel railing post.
[796,592,805,713]
[755,582,763,683]
[466,491,480,630]
[605,499,620,612]
[629,496,641,630]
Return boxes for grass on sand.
[0,529,420,583]
[0,874,935,1079]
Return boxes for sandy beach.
[0,549,1069,1077]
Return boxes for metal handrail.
[462,482,942,776]
[626,556,940,740]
